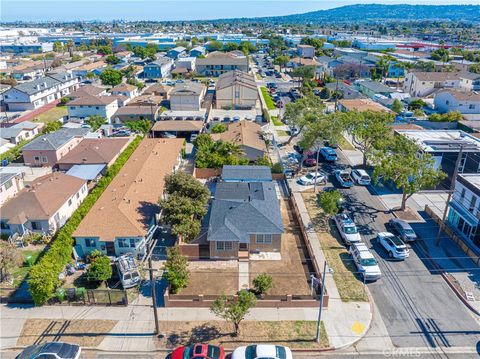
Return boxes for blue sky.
[1,0,478,22]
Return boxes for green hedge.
[0,136,39,163]
[28,136,143,305]
[260,87,276,110]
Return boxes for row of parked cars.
[16,342,293,359]
[333,212,418,281]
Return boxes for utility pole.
[147,256,160,336]
[316,261,327,343]
[435,145,464,246]
[313,143,322,193]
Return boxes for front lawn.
[159,320,329,350]
[260,87,276,110]
[9,248,44,288]
[271,115,283,126]
[32,106,68,124]
[301,191,368,302]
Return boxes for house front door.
[239,243,248,251]
[106,242,115,256]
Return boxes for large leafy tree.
[346,111,394,167]
[292,65,316,87]
[86,115,107,131]
[283,92,324,144]
[86,252,112,285]
[193,134,247,168]
[100,68,123,87]
[211,289,257,336]
[163,247,189,294]
[373,135,447,211]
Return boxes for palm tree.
[376,56,393,84]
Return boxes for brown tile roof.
[114,106,160,116]
[69,85,105,99]
[143,83,173,96]
[1,173,86,224]
[110,83,137,92]
[151,120,204,132]
[410,71,462,82]
[290,57,320,66]
[75,61,106,71]
[339,99,393,113]
[127,94,164,106]
[438,89,480,101]
[73,138,184,241]
[216,70,256,91]
[196,51,248,66]
[56,138,131,166]
[211,120,266,153]
[68,94,118,106]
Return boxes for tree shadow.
[188,323,223,344]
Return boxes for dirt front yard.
[158,320,329,350]
[249,199,313,296]
[17,319,117,347]
[180,260,238,296]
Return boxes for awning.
[66,164,105,181]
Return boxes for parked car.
[162,132,177,138]
[232,345,293,359]
[377,232,410,260]
[16,342,81,359]
[303,158,316,167]
[333,213,361,245]
[297,171,327,186]
[351,169,371,186]
[276,101,284,108]
[350,243,382,281]
[388,218,417,242]
[115,254,141,289]
[335,169,354,188]
[323,140,338,149]
[320,147,338,162]
[172,344,225,359]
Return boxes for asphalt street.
[318,149,480,349]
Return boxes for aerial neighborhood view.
[2,0,480,358]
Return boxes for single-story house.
[207,166,284,260]
[434,90,480,116]
[72,138,184,258]
[355,80,396,99]
[338,98,393,113]
[112,105,161,123]
[0,173,88,236]
[110,83,139,99]
[143,83,173,99]
[0,121,42,144]
[189,46,206,58]
[175,57,196,72]
[151,120,204,139]
[167,46,187,59]
[0,171,24,206]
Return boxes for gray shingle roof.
[357,80,395,93]
[221,165,272,182]
[22,127,89,151]
[208,181,284,243]
[171,81,205,96]
[0,172,16,187]
[12,72,76,96]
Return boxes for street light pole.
[316,261,327,343]
[435,145,464,246]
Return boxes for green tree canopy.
[372,135,447,211]
[208,41,223,52]
[392,99,403,114]
[193,134,248,168]
[86,115,107,131]
[86,252,112,284]
[163,247,189,294]
[100,68,123,87]
[105,54,120,65]
[42,121,62,134]
[211,289,257,336]
[252,273,273,296]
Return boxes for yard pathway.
[238,261,249,291]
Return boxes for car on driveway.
[350,243,381,281]
[333,213,361,245]
[320,147,337,162]
[388,218,417,242]
[16,342,81,359]
[297,171,327,186]
[335,169,354,188]
[172,344,225,359]
[351,169,371,186]
[232,345,293,359]
[377,232,409,260]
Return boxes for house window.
[31,221,41,230]
[34,156,40,162]
[118,238,129,248]
[216,241,233,251]
[130,238,136,248]
[76,192,80,199]
[68,199,72,206]
[4,179,13,190]
[41,156,48,163]
[256,234,272,244]
[0,221,9,230]
[85,238,96,247]
[461,188,466,200]
[470,196,477,213]
[446,100,450,105]
[469,104,476,110]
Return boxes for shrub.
[163,247,189,294]
[428,111,462,122]
[317,190,342,216]
[253,273,273,296]
[211,123,227,133]
[28,136,143,305]
[86,253,112,284]
[260,87,276,110]
[271,162,283,174]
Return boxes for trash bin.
[75,287,86,300]
[56,288,65,302]
[25,256,35,267]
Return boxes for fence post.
[108,290,112,306]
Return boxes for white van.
[115,254,141,289]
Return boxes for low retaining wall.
[425,205,480,265]
[164,289,327,308]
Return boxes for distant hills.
[222,4,480,24]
